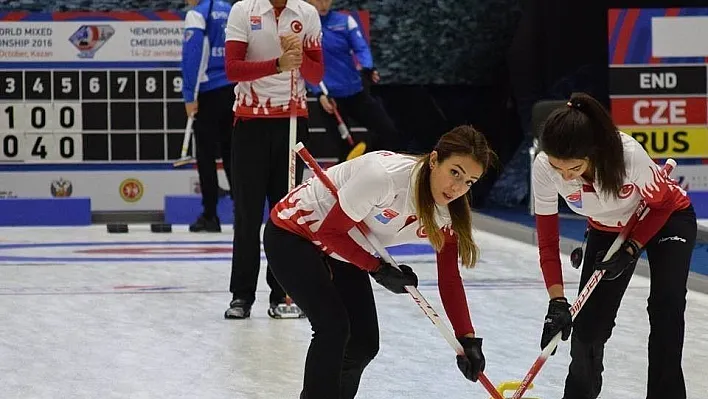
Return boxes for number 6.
[89,77,100,93]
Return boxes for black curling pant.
[193,84,235,217]
[229,117,307,304]
[263,219,380,399]
[563,205,696,399]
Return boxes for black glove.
[360,67,376,93]
[369,262,417,294]
[360,67,377,83]
[595,240,641,281]
[541,297,572,355]
[456,337,485,382]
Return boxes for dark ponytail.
[539,92,626,198]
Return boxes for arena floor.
[0,225,706,399]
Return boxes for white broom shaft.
[180,115,195,158]
[288,72,297,191]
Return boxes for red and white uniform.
[533,133,691,288]
[225,0,322,118]
[272,151,475,337]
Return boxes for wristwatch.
[275,58,282,73]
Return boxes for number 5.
[62,77,72,93]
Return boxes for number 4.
[31,136,47,159]
[33,77,44,93]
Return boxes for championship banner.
[609,7,708,216]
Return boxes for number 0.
[59,107,74,129]
[3,135,18,157]
[59,137,75,158]
[31,107,46,129]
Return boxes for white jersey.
[225,0,321,118]
[533,133,689,231]
[272,151,452,262]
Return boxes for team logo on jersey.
[374,208,399,224]
[565,190,582,208]
[250,16,262,31]
[618,184,634,199]
[291,20,303,33]
[69,25,115,59]
[416,225,427,238]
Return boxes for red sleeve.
[629,175,690,246]
[536,213,563,288]
[316,202,381,271]
[225,41,278,82]
[300,47,324,85]
[630,209,674,247]
[436,231,474,337]
[628,152,691,246]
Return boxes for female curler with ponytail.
[539,92,626,198]
[531,92,696,398]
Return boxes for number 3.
[5,77,15,93]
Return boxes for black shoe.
[268,298,306,319]
[189,214,221,232]
[224,298,251,319]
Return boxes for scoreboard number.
[60,77,73,94]
[172,76,182,93]
[145,76,157,93]
[32,77,45,94]
[23,104,53,132]
[0,67,186,163]
[0,103,82,132]
[0,133,19,160]
[0,133,81,161]
[5,77,17,95]
[1,104,19,130]
[116,77,128,93]
[52,103,82,132]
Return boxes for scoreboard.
[608,7,708,217]
[0,11,198,211]
[0,12,188,164]
[0,68,187,162]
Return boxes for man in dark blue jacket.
[306,0,403,162]
[182,0,235,232]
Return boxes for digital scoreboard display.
[608,7,708,216]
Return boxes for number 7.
[117,77,128,93]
